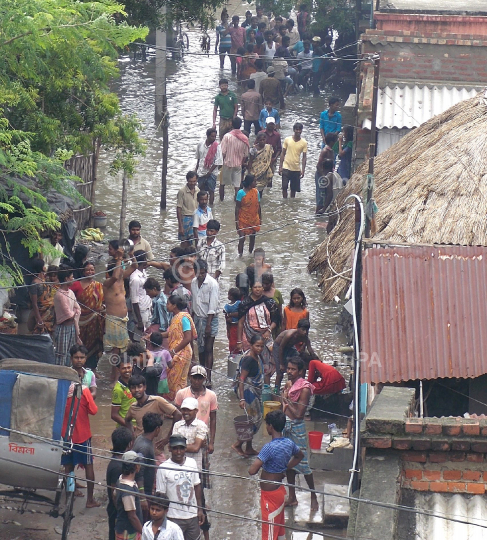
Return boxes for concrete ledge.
[364,387,415,435]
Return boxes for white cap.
[265,117,276,125]
[181,397,199,410]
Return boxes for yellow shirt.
[283,136,307,171]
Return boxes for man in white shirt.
[196,219,225,280]
[129,251,152,342]
[195,128,223,207]
[42,230,64,267]
[141,492,184,540]
[191,260,219,386]
[156,435,204,540]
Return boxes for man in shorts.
[279,122,307,199]
[61,383,99,507]
[195,127,222,207]
[220,117,249,200]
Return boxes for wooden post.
[364,56,380,238]
[119,170,128,240]
[155,7,168,209]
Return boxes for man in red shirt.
[226,15,246,75]
[62,383,99,507]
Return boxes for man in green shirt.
[212,78,238,141]
[111,359,136,427]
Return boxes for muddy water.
[92,9,355,538]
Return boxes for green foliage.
[312,0,356,35]
[0,0,148,285]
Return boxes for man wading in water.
[249,410,303,540]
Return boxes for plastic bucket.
[308,431,324,450]
[227,355,239,379]
[234,415,254,442]
[263,400,281,419]
[262,384,272,403]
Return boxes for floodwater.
[93,9,355,538]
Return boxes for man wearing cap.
[115,451,144,539]
[173,397,211,540]
[175,365,218,454]
[259,66,285,109]
[156,435,205,540]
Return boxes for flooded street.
[91,11,355,539]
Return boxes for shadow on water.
[93,23,355,539]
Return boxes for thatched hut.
[308,91,487,302]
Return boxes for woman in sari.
[248,132,274,197]
[232,334,265,456]
[28,259,57,336]
[162,295,197,401]
[71,261,105,371]
[235,174,261,256]
[237,281,279,384]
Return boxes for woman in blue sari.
[232,334,265,456]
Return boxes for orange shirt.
[283,306,309,330]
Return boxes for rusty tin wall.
[361,245,487,384]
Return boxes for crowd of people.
[22,5,356,540]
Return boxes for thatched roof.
[308,91,487,302]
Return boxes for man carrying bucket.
[249,410,303,540]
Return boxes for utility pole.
[155,5,168,209]
[364,55,380,238]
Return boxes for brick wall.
[375,14,487,37]
[362,37,487,85]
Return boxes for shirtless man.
[273,319,318,392]
[103,250,134,380]
[249,410,303,540]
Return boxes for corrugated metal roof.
[414,493,487,540]
[361,245,487,384]
[377,85,480,129]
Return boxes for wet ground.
[0,3,356,538]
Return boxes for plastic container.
[227,355,239,379]
[263,400,281,419]
[308,431,324,450]
[262,384,272,403]
[233,415,254,441]
[93,215,107,228]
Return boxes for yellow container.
[263,400,281,420]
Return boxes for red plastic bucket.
[308,431,324,450]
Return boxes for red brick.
[443,470,462,480]
[471,443,487,453]
[404,469,423,480]
[362,436,392,449]
[428,452,448,463]
[392,438,413,450]
[430,482,449,493]
[452,441,471,452]
[467,453,484,463]
[405,419,423,434]
[443,420,462,437]
[411,481,430,492]
[431,440,451,452]
[462,421,480,436]
[467,483,485,495]
[424,421,442,435]
[450,452,466,462]
[423,470,441,481]
[402,452,427,463]
[463,471,482,481]
[412,439,432,451]
[447,482,466,493]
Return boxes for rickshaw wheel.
[61,491,75,540]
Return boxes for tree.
[0,0,148,285]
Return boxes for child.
[224,288,242,354]
[283,288,309,330]
[259,98,281,129]
[115,451,143,539]
[127,341,161,397]
[193,190,213,243]
[70,343,96,399]
[106,427,133,540]
[141,492,184,540]
[150,331,172,396]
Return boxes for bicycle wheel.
[61,491,75,540]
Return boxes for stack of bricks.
[363,416,487,495]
